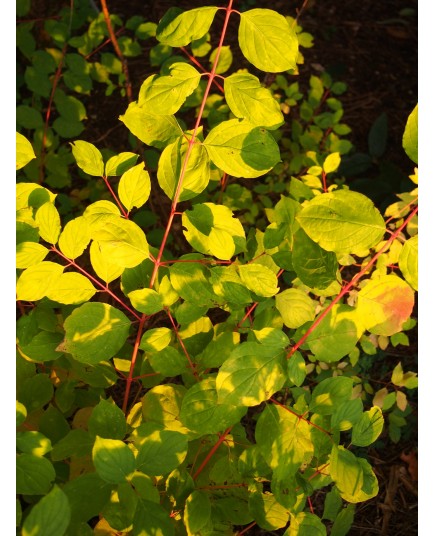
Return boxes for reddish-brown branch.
[236,522,257,535]
[85,27,125,60]
[270,398,333,438]
[102,176,129,219]
[100,0,132,101]
[192,427,232,480]
[165,308,199,380]
[288,205,418,359]
[180,47,225,93]
[122,314,147,413]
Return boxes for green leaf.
[157,136,210,202]
[120,101,183,149]
[16,431,52,456]
[351,406,384,447]
[402,103,418,164]
[224,73,284,129]
[249,492,289,530]
[296,190,386,255]
[89,240,124,284]
[16,261,64,302]
[92,436,136,484]
[138,62,201,115]
[306,305,363,363]
[330,505,355,536]
[330,398,364,432]
[19,331,64,362]
[16,454,55,495]
[399,235,418,290]
[17,104,44,129]
[204,119,281,178]
[63,473,113,523]
[22,485,70,536]
[17,401,27,427]
[216,342,285,406]
[133,498,175,536]
[275,288,315,329]
[35,202,61,244]
[156,6,219,47]
[118,163,151,211]
[368,113,388,159]
[63,302,131,364]
[70,140,104,176]
[147,346,189,377]
[58,216,91,259]
[256,404,313,479]
[135,424,188,475]
[184,491,212,534]
[128,288,163,315]
[292,228,338,289]
[309,376,353,415]
[16,132,36,170]
[105,152,139,176]
[46,272,96,304]
[287,351,306,387]
[169,255,215,305]
[182,203,246,260]
[139,327,172,352]
[356,275,414,336]
[329,445,379,503]
[180,378,246,434]
[238,263,279,298]
[18,373,54,413]
[88,399,127,440]
[141,384,186,430]
[92,216,150,268]
[16,242,49,269]
[286,512,326,535]
[238,9,298,72]
[51,429,94,461]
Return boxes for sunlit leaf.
[275,288,315,329]
[58,216,91,259]
[118,162,151,211]
[402,103,418,164]
[351,406,384,447]
[16,131,36,170]
[22,485,70,536]
[16,242,49,269]
[35,202,61,244]
[399,235,418,291]
[156,6,219,47]
[70,140,104,176]
[92,436,136,484]
[16,261,64,302]
[46,272,96,304]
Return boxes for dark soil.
[19,0,418,534]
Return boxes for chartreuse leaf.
[329,445,379,503]
[182,203,246,260]
[120,101,182,149]
[238,263,279,298]
[63,303,130,364]
[16,454,55,495]
[118,163,151,212]
[92,436,136,484]
[46,272,96,304]
[296,190,385,255]
[63,473,112,523]
[351,407,384,447]
[180,378,246,435]
[70,140,104,176]
[16,242,49,269]
[238,9,298,72]
[286,512,326,535]
[204,119,280,178]
[35,202,61,244]
[156,6,219,47]
[16,183,55,211]
[184,491,211,534]
[306,305,363,363]
[402,103,418,164]
[323,152,341,174]
[275,288,315,329]
[309,377,353,415]
[169,255,215,306]
[399,235,418,290]
[91,215,149,268]
[16,261,64,301]
[292,228,338,289]
[216,342,285,407]
[210,265,252,305]
[105,152,138,176]
[89,241,124,284]
[83,200,120,231]
[16,132,36,170]
[133,498,175,536]
[256,404,314,480]
[16,431,52,456]
[17,401,27,427]
[88,399,127,440]
[140,327,172,352]
[139,62,201,115]
[135,423,188,476]
[249,492,289,530]
[58,216,91,259]
[356,275,414,336]
[129,288,163,314]
[22,485,70,536]
[141,384,186,431]
[157,135,210,202]
[287,351,306,387]
[224,73,284,129]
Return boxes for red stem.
[180,47,225,93]
[165,308,199,380]
[270,398,332,438]
[236,522,257,535]
[102,176,129,219]
[122,314,147,413]
[192,427,232,480]
[287,205,418,359]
